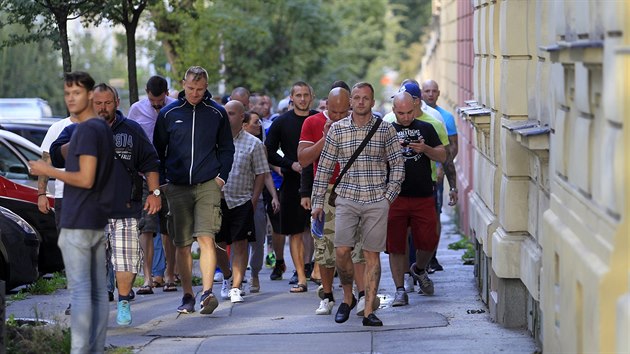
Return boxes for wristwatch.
[152,189,161,197]
[450,187,458,193]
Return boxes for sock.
[358,290,365,299]
[118,294,131,302]
[324,292,334,302]
[396,286,405,292]
[276,259,285,266]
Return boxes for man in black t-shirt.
[387,92,446,307]
[265,81,318,292]
[29,71,116,353]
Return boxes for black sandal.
[290,283,307,293]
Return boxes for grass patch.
[448,236,475,265]
[9,290,29,302]
[133,275,145,288]
[191,276,202,286]
[28,272,67,295]
[105,345,134,353]
[191,249,200,260]
[6,314,71,354]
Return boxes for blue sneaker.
[177,293,196,314]
[116,300,132,326]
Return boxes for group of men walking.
[30,65,458,353]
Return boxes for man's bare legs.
[161,233,177,285]
[231,239,248,289]
[139,232,154,289]
[336,246,354,304]
[389,253,407,288]
[362,250,381,317]
[289,233,306,285]
[197,237,217,293]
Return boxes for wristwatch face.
[153,189,161,197]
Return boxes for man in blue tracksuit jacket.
[152,66,234,315]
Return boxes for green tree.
[87,0,155,104]
[0,20,65,115]
[0,0,97,73]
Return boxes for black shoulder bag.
[114,152,144,203]
[328,119,381,207]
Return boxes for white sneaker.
[356,295,380,316]
[221,279,231,300]
[392,289,409,307]
[229,287,244,303]
[214,271,224,282]
[404,273,415,293]
[315,298,334,315]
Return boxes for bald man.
[388,92,445,306]
[215,100,268,303]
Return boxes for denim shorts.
[163,179,222,247]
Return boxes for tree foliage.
[85,0,155,104]
[0,0,97,73]
[0,19,65,115]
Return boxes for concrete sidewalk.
[5,210,539,353]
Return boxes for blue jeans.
[59,229,109,354]
[151,233,166,277]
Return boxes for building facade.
[420,0,628,352]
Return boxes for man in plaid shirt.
[311,82,405,327]
[216,100,269,303]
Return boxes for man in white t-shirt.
[38,116,78,228]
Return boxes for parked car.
[0,98,53,119]
[0,129,55,194]
[0,176,61,274]
[0,205,40,291]
[0,117,60,146]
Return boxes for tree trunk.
[57,17,72,73]
[126,24,138,104]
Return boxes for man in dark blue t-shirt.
[29,71,115,354]
[386,92,446,307]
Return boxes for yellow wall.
[423,0,629,351]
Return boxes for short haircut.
[231,87,250,98]
[243,110,260,124]
[290,81,312,96]
[331,80,350,92]
[351,82,375,96]
[183,66,208,82]
[146,76,168,96]
[93,83,120,101]
[64,71,95,91]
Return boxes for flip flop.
[289,283,308,293]
[163,282,178,292]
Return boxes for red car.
[0,176,62,274]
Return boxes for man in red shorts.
[387,92,446,306]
